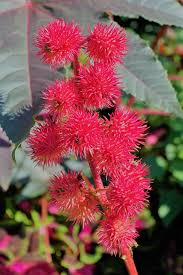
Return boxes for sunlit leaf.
[118,32,183,117]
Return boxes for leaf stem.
[87,154,107,205]
[151,26,168,51]
[73,54,80,76]
[168,75,183,81]
[87,154,104,190]
[127,95,136,107]
[80,171,95,192]
[135,108,170,117]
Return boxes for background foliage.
[1,0,183,274]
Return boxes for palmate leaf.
[0,0,61,142]
[118,32,183,117]
[0,127,13,191]
[110,0,183,27]
[0,0,183,145]
[0,0,61,115]
[12,146,63,198]
[44,0,183,28]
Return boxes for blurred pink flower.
[69,264,95,275]
[79,224,92,242]
[48,202,60,215]
[0,234,12,250]
[145,128,166,146]
[22,261,58,275]
[135,219,147,230]
[18,200,32,214]
[0,263,17,275]
[10,260,32,273]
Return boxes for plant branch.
[151,26,168,51]
[122,247,138,275]
[87,154,104,190]
[127,95,136,107]
[40,197,52,263]
[168,75,183,81]
[73,54,80,76]
[135,108,170,117]
[87,153,107,205]
[80,171,95,192]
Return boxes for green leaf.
[169,159,183,183]
[12,142,21,163]
[158,189,183,226]
[143,155,167,181]
[165,144,176,160]
[118,31,183,117]
[79,243,103,264]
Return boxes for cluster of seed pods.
[28,19,151,257]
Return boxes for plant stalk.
[40,197,52,263]
[122,247,138,275]
[87,154,108,205]
[87,154,104,190]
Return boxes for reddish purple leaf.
[0,127,12,190]
[0,0,60,115]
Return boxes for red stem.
[73,54,80,76]
[168,75,183,81]
[87,154,104,190]
[135,108,170,117]
[40,198,52,263]
[127,96,136,107]
[122,247,138,275]
[80,172,95,192]
[151,26,168,51]
[87,154,108,205]
[72,41,136,274]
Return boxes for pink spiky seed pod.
[96,213,138,256]
[42,79,80,118]
[60,110,102,157]
[103,108,147,151]
[27,121,65,166]
[35,19,84,67]
[93,137,133,177]
[49,172,99,224]
[106,162,151,218]
[78,63,121,110]
[86,22,127,65]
